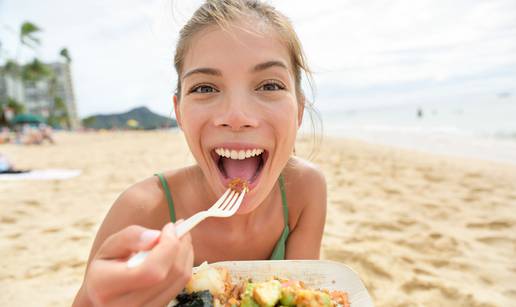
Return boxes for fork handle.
[127,212,207,268]
[175,211,207,237]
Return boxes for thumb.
[96,225,161,259]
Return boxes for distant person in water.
[0,153,29,174]
[417,108,423,118]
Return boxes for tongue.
[221,156,260,181]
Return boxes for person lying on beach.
[0,153,29,174]
[73,1,326,306]
[18,124,55,145]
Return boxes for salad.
[168,263,350,307]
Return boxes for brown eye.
[257,81,285,91]
[191,85,218,94]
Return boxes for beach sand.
[1,131,515,306]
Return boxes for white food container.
[197,260,374,307]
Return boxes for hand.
[84,222,194,307]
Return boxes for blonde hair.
[174,0,322,156]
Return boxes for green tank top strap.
[154,173,176,222]
[270,174,290,260]
[278,174,289,226]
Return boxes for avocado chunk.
[240,283,260,307]
[252,280,281,307]
[279,286,297,306]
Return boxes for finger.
[141,236,194,306]
[180,230,192,245]
[87,240,180,302]
[86,258,153,303]
[117,232,193,306]
[134,223,182,277]
[91,223,183,300]
[91,223,190,303]
[97,225,161,259]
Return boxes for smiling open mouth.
[211,148,268,189]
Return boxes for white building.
[0,61,80,129]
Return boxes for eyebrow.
[182,60,289,80]
[182,67,221,80]
[252,60,289,72]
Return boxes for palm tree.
[21,58,51,82]
[16,21,41,60]
[59,48,71,63]
[48,96,69,128]
[0,39,4,60]
[19,22,41,49]
[2,60,20,77]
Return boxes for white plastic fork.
[127,187,247,268]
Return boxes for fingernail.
[140,229,160,243]
[163,223,176,236]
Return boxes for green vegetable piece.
[279,287,297,306]
[240,297,260,307]
[241,283,260,307]
[314,291,332,307]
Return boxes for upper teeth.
[215,148,264,160]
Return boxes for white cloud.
[1,0,515,117]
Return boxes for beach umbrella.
[11,113,45,124]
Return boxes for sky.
[1,0,515,118]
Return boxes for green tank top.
[154,173,290,260]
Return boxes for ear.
[297,96,305,128]
[173,95,182,130]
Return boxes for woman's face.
[174,20,303,214]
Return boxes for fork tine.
[231,190,247,213]
[217,189,236,210]
[220,190,239,210]
[227,190,246,212]
[212,188,232,208]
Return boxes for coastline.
[1,131,515,306]
[320,127,516,166]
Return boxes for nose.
[213,92,259,131]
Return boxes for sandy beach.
[1,131,515,306]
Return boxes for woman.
[73,1,326,306]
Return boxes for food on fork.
[169,263,351,307]
[228,178,249,193]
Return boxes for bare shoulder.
[109,174,169,227]
[99,167,196,232]
[284,156,326,199]
[283,157,327,259]
[283,156,327,226]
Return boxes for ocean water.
[309,99,516,164]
